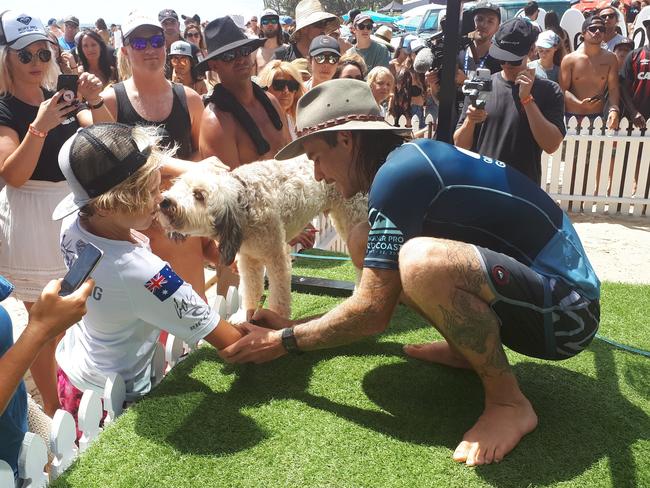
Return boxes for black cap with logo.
[489,18,538,62]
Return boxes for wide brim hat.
[196,16,266,72]
[293,0,340,36]
[276,79,411,160]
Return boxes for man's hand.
[250,309,293,330]
[289,223,318,249]
[465,105,488,124]
[218,323,286,363]
[632,111,646,129]
[579,97,601,110]
[26,279,94,345]
[455,68,467,86]
[77,72,104,104]
[515,68,535,100]
[606,110,620,130]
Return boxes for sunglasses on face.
[186,31,200,38]
[128,34,165,50]
[587,25,606,33]
[170,56,190,64]
[313,53,339,64]
[498,58,523,66]
[15,48,52,64]
[261,18,279,25]
[271,79,299,92]
[311,19,332,30]
[217,45,257,62]
[356,23,374,31]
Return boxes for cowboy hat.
[196,16,265,72]
[276,79,410,160]
[293,0,339,35]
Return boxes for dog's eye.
[193,190,206,202]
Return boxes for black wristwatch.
[281,327,302,354]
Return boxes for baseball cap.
[158,9,179,23]
[261,9,279,20]
[122,11,163,40]
[581,15,604,32]
[281,16,294,25]
[53,124,153,221]
[64,15,79,26]
[535,30,560,48]
[47,18,58,27]
[309,34,340,56]
[0,11,51,50]
[354,14,372,26]
[613,38,634,50]
[472,1,501,20]
[489,18,538,62]
[169,40,193,57]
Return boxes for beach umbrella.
[379,1,404,13]
[342,10,401,23]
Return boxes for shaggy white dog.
[158,156,367,318]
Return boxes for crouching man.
[220,79,600,466]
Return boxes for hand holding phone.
[57,74,79,125]
[59,242,103,297]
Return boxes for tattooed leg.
[399,237,538,466]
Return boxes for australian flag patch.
[144,265,183,301]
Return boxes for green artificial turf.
[53,250,650,488]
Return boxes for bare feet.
[453,396,538,466]
[403,341,472,369]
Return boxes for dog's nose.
[159,197,172,210]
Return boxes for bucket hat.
[293,0,339,35]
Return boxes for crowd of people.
[0,0,648,479]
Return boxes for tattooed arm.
[219,267,402,363]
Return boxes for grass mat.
[53,250,650,488]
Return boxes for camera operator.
[453,19,565,185]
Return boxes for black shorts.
[475,246,600,360]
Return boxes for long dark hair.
[77,30,116,84]
[183,24,206,51]
[259,18,284,45]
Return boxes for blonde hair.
[82,125,175,216]
[0,43,59,96]
[257,60,306,120]
[367,66,394,87]
[117,47,132,81]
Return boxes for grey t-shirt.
[348,40,390,72]
[528,60,560,83]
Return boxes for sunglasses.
[356,23,374,31]
[498,58,523,66]
[313,53,339,64]
[186,32,200,38]
[170,56,190,64]
[600,13,617,20]
[217,45,257,62]
[128,34,165,50]
[261,18,279,26]
[271,79,299,92]
[311,19,332,30]
[15,48,52,64]
[587,25,606,33]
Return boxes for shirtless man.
[199,16,291,168]
[256,9,285,74]
[559,16,620,129]
[599,6,626,51]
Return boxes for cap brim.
[310,47,340,56]
[489,43,525,62]
[11,33,52,50]
[123,23,163,41]
[52,192,85,221]
[196,38,266,71]
[275,121,411,160]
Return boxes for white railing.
[0,286,243,488]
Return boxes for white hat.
[261,9,279,19]
[294,0,339,34]
[169,40,192,57]
[535,30,560,49]
[121,11,162,40]
[0,11,50,50]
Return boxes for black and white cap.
[489,18,538,62]
[53,124,152,221]
[0,11,50,50]
[169,40,193,57]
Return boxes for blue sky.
[3,0,266,26]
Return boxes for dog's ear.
[214,204,243,266]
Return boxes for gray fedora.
[275,79,411,160]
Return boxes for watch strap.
[281,327,302,354]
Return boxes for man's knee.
[399,238,450,288]
[347,221,369,269]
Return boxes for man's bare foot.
[403,341,472,369]
[453,396,538,466]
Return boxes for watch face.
[281,327,301,353]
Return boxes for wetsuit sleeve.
[364,142,443,270]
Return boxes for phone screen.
[59,243,103,297]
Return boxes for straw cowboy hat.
[293,0,340,36]
[276,79,410,160]
[371,25,395,52]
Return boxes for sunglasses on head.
[313,53,339,64]
[271,79,299,92]
[356,23,374,31]
[587,25,606,33]
[15,48,52,64]
[128,34,165,50]
[261,18,279,25]
[217,45,257,62]
[498,58,523,66]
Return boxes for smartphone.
[587,95,602,102]
[59,242,103,297]
[56,74,78,104]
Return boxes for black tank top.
[112,82,193,158]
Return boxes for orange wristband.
[520,95,534,106]
[28,124,47,138]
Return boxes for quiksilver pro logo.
[366,209,405,258]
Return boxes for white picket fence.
[0,286,243,488]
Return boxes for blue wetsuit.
[364,139,600,360]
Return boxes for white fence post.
[49,410,78,479]
[103,373,126,425]
[78,389,103,453]
[17,432,48,488]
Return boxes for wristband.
[87,97,104,110]
[520,95,534,106]
[608,106,620,113]
[28,124,47,138]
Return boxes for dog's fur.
[158,156,367,318]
